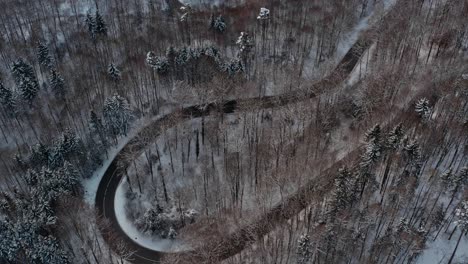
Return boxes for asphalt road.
[94,2,405,262]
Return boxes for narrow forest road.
[95,2,404,263]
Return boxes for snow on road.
[82,113,165,205]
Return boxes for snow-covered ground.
[114,178,191,252]
[417,226,468,264]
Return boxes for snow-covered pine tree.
[225,59,244,76]
[396,217,409,233]
[257,7,270,20]
[296,234,312,264]
[146,52,169,74]
[30,143,50,168]
[180,5,192,22]
[168,227,177,239]
[332,167,352,211]
[440,168,453,188]
[175,47,190,66]
[210,15,226,33]
[236,32,254,55]
[440,167,468,194]
[0,81,16,116]
[37,42,53,69]
[19,78,40,104]
[454,201,468,231]
[47,130,81,169]
[85,10,96,40]
[448,200,468,264]
[415,98,432,121]
[402,140,422,176]
[90,110,109,149]
[0,219,19,262]
[453,167,468,187]
[403,140,421,165]
[431,205,445,229]
[365,124,381,143]
[103,94,132,137]
[11,59,39,104]
[360,140,381,168]
[386,123,404,150]
[28,235,71,264]
[141,207,167,236]
[49,69,65,98]
[95,10,107,36]
[59,161,79,192]
[108,63,121,81]
[166,46,177,65]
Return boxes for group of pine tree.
[0,18,134,260]
[0,5,244,262]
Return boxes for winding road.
[95,2,404,263]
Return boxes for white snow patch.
[115,178,191,252]
[417,227,468,264]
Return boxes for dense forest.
[0,0,467,263]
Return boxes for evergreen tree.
[29,235,71,264]
[403,140,421,164]
[141,207,168,236]
[403,140,422,176]
[166,46,177,65]
[296,234,312,264]
[332,167,352,211]
[448,200,468,264]
[146,52,169,74]
[37,42,53,69]
[168,226,177,239]
[236,32,254,57]
[360,140,381,168]
[103,94,133,137]
[387,123,404,150]
[454,201,468,231]
[257,7,270,20]
[415,98,432,121]
[210,15,227,33]
[365,124,381,143]
[11,59,39,104]
[59,162,80,192]
[95,10,107,36]
[440,168,453,188]
[0,219,20,262]
[90,110,109,149]
[47,130,81,169]
[431,206,445,230]
[454,167,468,187]
[30,143,50,168]
[175,47,190,66]
[396,217,409,233]
[49,69,65,98]
[85,10,96,40]
[108,63,121,81]
[0,81,16,116]
[441,167,468,193]
[224,59,244,76]
[179,5,192,22]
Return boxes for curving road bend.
[95,2,404,263]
